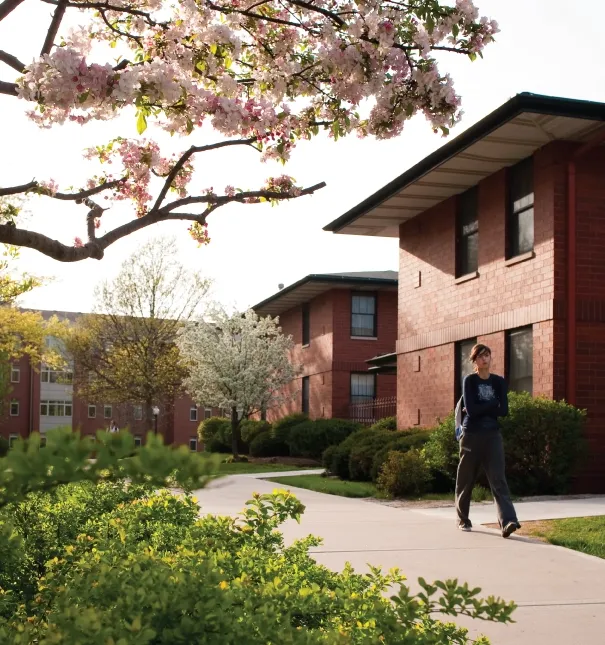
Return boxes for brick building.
[253,272,398,422]
[0,310,214,451]
[325,93,605,490]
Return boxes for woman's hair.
[469,343,491,364]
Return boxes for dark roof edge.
[324,93,605,233]
[252,273,398,312]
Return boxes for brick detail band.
[396,300,554,354]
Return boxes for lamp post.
[152,405,160,435]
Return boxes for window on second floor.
[456,186,478,277]
[507,326,533,395]
[104,405,112,419]
[41,366,73,384]
[10,400,19,416]
[10,366,20,383]
[508,157,534,258]
[302,376,310,414]
[302,303,310,346]
[190,406,198,422]
[351,293,377,338]
[133,405,143,421]
[455,337,477,403]
[350,373,376,405]
[204,407,212,420]
[88,404,96,419]
[40,400,72,417]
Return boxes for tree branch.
[0,178,125,199]
[0,180,36,197]
[41,0,68,56]
[151,137,258,212]
[0,182,326,262]
[0,80,17,96]
[0,49,25,72]
[0,0,25,22]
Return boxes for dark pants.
[455,431,518,527]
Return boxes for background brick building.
[253,272,398,422]
[325,93,605,491]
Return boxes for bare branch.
[0,49,25,72]
[0,182,326,262]
[151,137,258,212]
[41,0,68,56]
[84,198,105,241]
[0,80,17,96]
[0,178,125,199]
[0,0,25,22]
[0,180,36,197]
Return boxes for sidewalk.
[193,472,605,644]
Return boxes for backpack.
[454,396,464,441]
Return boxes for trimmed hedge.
[369,416,397,432]
[288,419,362,459]
[370,431,431,482]
[422,393,587,496]
[271,413,308,446]
[249,431,289,457]
[241,420,271,444]
[376,449,432,498]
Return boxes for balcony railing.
[348,396,397,425]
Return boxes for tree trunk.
[146,398,153,433]
[231,406,241,461]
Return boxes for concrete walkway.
[193,473,605,644]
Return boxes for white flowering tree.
[0,0,497,261]
[178,308,300,458]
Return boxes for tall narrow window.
[190,407,198,422]
[507,327,533,394]
[351,293,377,337]
[456,187,478,276]
[104,405,112,419]
[302,303,310,346]
[302,376,310,414]
[134,436,143,448]
[189,438,198,452]
[350,373,376,404]
[9,435,18,448]
[133,405,143,421]
[88,404,96,419]
[508,157,534,257]
[455,337,477,403]
[10,366,20,383]
[9,401,19,416]
[204,407,212,420]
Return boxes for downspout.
[566,129,605,405]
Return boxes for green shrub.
[348,430,394,481]
[271,413,308,445]
[250,431,289,457]
[241,420,271,444]
[500,393,586,495]
[199,416,231,452]
[423,394,587,496]
[371,431,431,482]
[376,449,432,498]
[369,416,397,432]
[321,444,337,472]
[288,418,362,459]
[322,428,378,479]
[0,436,8,458]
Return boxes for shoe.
[502,521,519,538]
[458,520,472,531]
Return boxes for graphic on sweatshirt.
[478,384,495,402]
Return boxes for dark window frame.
[350,372,377,405]
[456,186,479,277]
[506,326,533,395]
[189,438,198,452]
[507,157,534,258]
[88,404,96,419]
[302,303,310,346]
[351,292,378,338]
[189,406,198,422]
[454,337,477,404]
[9,400,19,416]
[302,376,310,414]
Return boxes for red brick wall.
[0,356,34,439]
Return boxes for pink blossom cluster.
[188,221,210,246]
[17,0,498,153]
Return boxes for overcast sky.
[2,0,604,315]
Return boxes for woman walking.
[456,344,520,538]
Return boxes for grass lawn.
[217,462,318,475]
[511,516,605,559]
[265,475,378,498]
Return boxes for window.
[350,373,376,404]
[302,376,310,414]
[9,401,19,416]
[455,337,477,403]
[40,436,47,448]
[204,407,212,420]
[40,400,72,416]
[104,405,112,419]
[456,187,479,276]
[189,438,198,452]
[9,435,18,448]
[508,157,534,257]
[88,405,96,419]
[41,366,73,384]
[10,366,20,383]
[134,436,142,448]
[133,405,143,421]
[302,303,310,346]
[351,293,377,337]
[190,407,198,422]
[507,327,533,394]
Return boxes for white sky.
[2,0,605,314]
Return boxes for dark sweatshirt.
[461,373,508,433]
